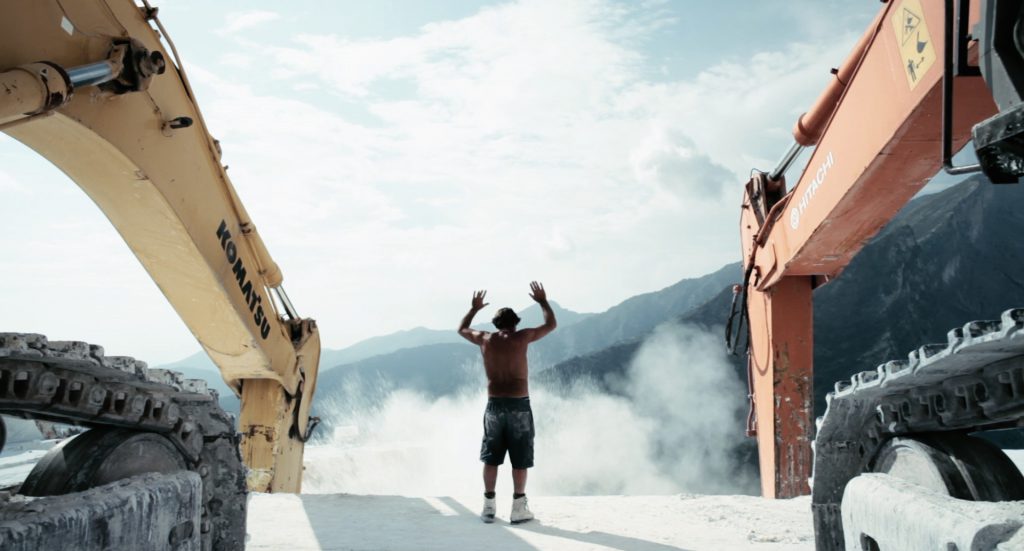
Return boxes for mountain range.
[158,266,739,414]
[161,177,1024,438]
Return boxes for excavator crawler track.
[812,308,1024,549]
[0,333,246,551]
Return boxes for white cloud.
[0,2,868,361]
[616,40,857,179]
[181,0,864,350]
[219,10,280,35]
[218,52,253,68]
[0,169,25,193]
[543,227,575,258]
[630,125,735,200]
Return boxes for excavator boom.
[742,0,995,498]
[740,0,1024,547]
[0,2,321,542]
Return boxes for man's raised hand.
[460,290,489,344]
[523,282,556,341]
[529,281,547,303]
[472,290,489,310]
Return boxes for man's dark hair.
[492,307,521,330]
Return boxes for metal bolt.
[90,388,106,403]
[39,373,59,394]
[974,382,990,402]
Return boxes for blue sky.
[0,1,887,362]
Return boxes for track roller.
[19,427,187,496]
[870,432,1024,501]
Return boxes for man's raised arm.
[458,290,489,345]
[522,281,557,342]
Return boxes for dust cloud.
[303,324,757,496]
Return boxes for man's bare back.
[458,282,557,397]
[480,330,531,397]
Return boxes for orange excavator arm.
[739,0,1000,499]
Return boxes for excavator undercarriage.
[0,334,246,550]
[813,310,1024,547]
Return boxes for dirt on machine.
[0,1,321,549]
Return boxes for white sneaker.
[481,497,496,523]
[510,496,534,524]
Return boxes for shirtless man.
[458,281,557,524]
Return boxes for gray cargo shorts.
[479,397,534,469]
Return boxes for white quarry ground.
[2,440,1023,549]
[244,449,1024,550]
[246,492,814,551]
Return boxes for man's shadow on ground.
[293,493,692,551]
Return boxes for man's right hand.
[529,281,547,304]
[472,290,489,310]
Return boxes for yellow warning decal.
[891,0,936,90]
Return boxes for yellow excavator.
[0,1,320,548]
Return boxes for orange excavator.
[0,1,320,549]
[736,0,1024,547]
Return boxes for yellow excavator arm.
[0,0,319,493]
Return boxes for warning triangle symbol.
[901,8,921,44]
